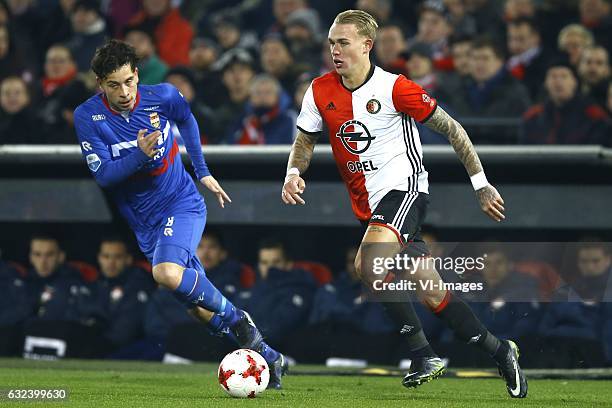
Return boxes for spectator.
[399,43,454,144]
[239,238,316,346]
[188,37,222,107]
[207,49,257,144]
[465,246,541,340]
[402,43,438,94]
[96,237,155,350]
[26,234,101,323]
[210,12,258,55]
[447,36,472,77]
[226,74,296,145]
[521,59,610,145]
[506,17,552,100]
[124,24,167,85]
[66,0,108,72]
[38,44,90,144]
[0,76,40,143]
[375,24,407,73]
[260,33,305,95]
[453,37,531,142]
[464,0,505,42]
[269,0,308,33]
[568,240,612,302]
[38,0,75,61]
[196,231,254,302]
[356,0,396,29]
[443,0,477,37]
[309,246,394,334]
[105,0,141,37]
[409,0,454,71]
[537,240,612,367]
[127,0,193,67]
[558,24,594,67]
[578,0,612,53]
[578,45,611,110]
[503,0,535,20]
[0,24,35,83]
[284,8,323,71]
[163,66,216,144]
[293,72,315,112]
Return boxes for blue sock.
[258,341,280,364]
[207,314,238,344]
[175,268,240,327]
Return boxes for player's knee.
[152,262,184,289]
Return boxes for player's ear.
[363,38,373,54]
[134,67,140,84]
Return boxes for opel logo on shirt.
[336,119,375,154]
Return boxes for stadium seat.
[293,261,333,286]
[67,261,99,283]
[239,263,256,289]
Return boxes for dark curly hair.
[91,39,140,80]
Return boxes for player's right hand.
[282,175,306,205]
[137,129,161,158]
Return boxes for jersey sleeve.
[162,83,210,179]
[391,74,438,123]
[296,82,323,134]
[74,106,150,188]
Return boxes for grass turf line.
[0,359,610,407]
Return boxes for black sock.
[382,301,437,358]
[433,291,502,356]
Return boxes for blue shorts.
[135,208,206,270]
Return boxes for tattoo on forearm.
[424,107,483,176]
[287,131,319,174]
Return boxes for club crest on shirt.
[366,98,381,114]
[149,112,160,128]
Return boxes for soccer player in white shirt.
[281,10,527,398]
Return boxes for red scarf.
[42,67,77,97]
[237,105,281,145]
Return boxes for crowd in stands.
[0,0,610,145]
[1,231,611,368]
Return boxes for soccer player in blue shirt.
[74,40,287,387]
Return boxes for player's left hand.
[476,184,505,222]
[200,176,232,208]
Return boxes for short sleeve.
[296,83,323,134]
[391,75,437,123]
[162,83,191,123]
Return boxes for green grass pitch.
[0,359,610,407]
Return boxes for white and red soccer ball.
[218,349,269,398]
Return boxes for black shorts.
[360,190,430,256]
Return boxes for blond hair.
[334,10,379,41]
[558,24,594,50]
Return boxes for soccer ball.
[218,349,269,398]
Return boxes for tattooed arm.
[423,107,506,222]
[281,130,320,205]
